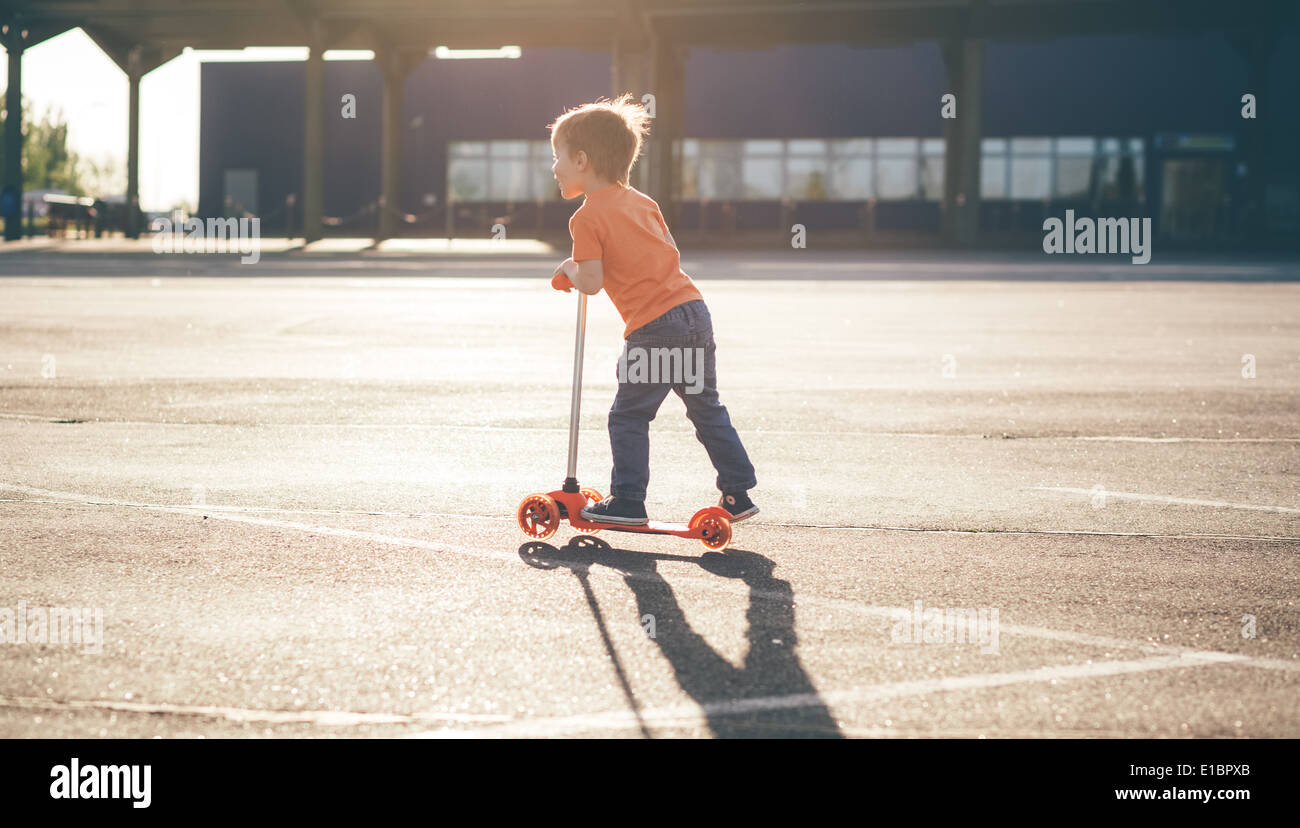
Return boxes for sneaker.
[718,491,759,522]
[581,495,648,526]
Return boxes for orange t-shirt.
[569,183,704,338]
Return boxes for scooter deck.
[553,492,707,536]
[597,520,691,534]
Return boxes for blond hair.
[548,94,651,186]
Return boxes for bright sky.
[0,28,351,211]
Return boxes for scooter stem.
[563,289,587,491]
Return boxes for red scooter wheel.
[517,493,561,540]
[690,509,732,551]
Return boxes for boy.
[547,94,758,526]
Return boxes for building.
[199,31,1298,248]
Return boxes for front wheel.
[517,493,560,540]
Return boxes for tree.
[82,154,124,198]
[0,94,87,194]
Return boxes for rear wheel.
[575,488,604,534]
[690,510,732,551]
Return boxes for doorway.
[223,169,259,218]
[1159,158,1227,242]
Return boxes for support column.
[611,37,645,99]
[3,26,25,241]
[1230,30,1276,241]
[941,37,984,245]
[377,50,402,242]
[302,20,325,243]
[612,37,649,192]
[612,0,650,192]
[125,47,142,238]
[647,34,685,230]
[375,48,421,244]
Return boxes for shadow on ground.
[519,536,842,738]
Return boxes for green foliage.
[0,93,88,195]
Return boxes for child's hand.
[552,260,574,292]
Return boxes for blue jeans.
[608,300,757,501]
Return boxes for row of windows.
[683,138,944,201]
[446,137,1147,203]
[981,137,1145,201]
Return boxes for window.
[448,142,485,201]
[681,139,701,199]
[1009,137,1052,200]
[1010,137,1052,154]
[873,138,918,200]
[980,139,1009,198]
[920,138,945,201]
[980,159,1007,198]
[742,140,784,198]
[1098,137,1145,202]
[683,140,745,199]
[829,139,873,200]
[787,140,830,199]
[529,141,558,201]
[1054,137,1096,200]
[487,141,530,201]
[1010,159,1051,199]
[742,159,783,198]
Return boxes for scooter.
[515,289,733,551]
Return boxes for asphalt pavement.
[1,246,1296,737]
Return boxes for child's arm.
[552,258,604,295]
[559,209,603,293]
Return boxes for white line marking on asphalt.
[0,483,521,566]
[1032,487,1300,515]
[758,521,1300,543]
[734,261,1292,276]
[2,416,1295,442]
[0,497,515,523]
[0,695,511,726]
[1073,436,1300,443]
[861,607,1300,673]
[411,653,1235,738]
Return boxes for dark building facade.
[200,32,1300,247]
